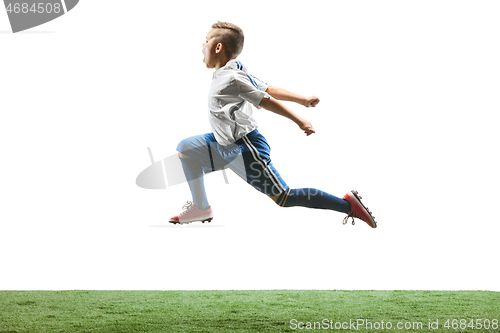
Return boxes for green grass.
[0,290,498,332]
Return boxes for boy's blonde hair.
[211,21,244,59]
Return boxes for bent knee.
[176,138,192,156]
[177,135,207,158]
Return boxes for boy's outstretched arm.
[265,85,320,108]
[259,96,315,136]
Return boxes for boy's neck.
[214,57,233,72]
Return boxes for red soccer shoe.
[342,190,377,228]
[169,201,213,225]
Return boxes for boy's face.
[202,29,220,69]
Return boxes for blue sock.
[179,157,210,210]
[276,188,351,214]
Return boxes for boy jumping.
[169,22,377,228]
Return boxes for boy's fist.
[303,96,320,108]
[298,118,315,136]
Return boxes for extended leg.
[273,188,351,214]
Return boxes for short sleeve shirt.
[208,59,270,146]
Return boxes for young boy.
[169,22,377,228]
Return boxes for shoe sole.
[351,191,377,228]
[169,218,213,225]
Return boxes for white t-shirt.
[208,59,270,146]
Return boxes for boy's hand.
[303,96,320,108]
[298,118,315,136]
[259,96,316,136]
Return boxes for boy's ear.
[215,42,223,54]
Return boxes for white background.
[1,1,499,291]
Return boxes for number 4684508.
[443,319,498,330]
[6,3,62,14]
